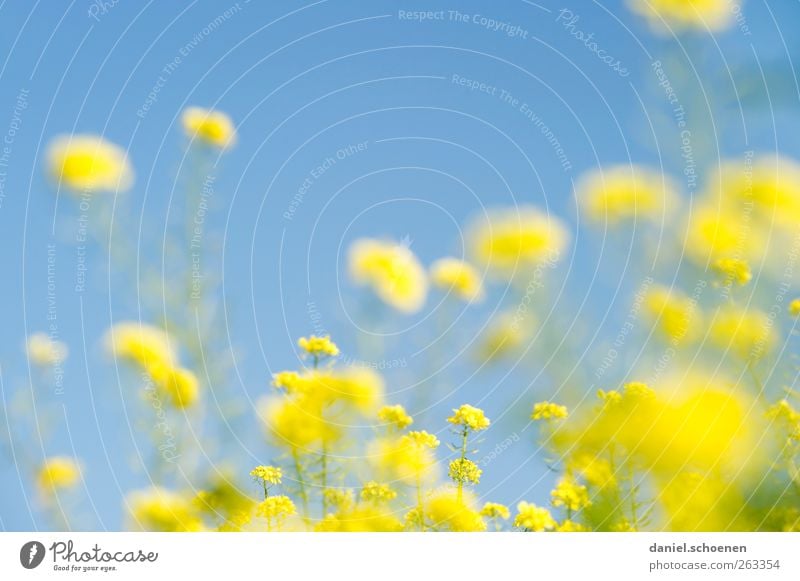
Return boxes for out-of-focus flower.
[712,258,752,287]
[429,257,485,302]
[447,404,490,431]
[260,397,342,451]
[127,487,203,531]
[255,496,296,521]
[576,165,678,224]
[360,481,397,503]
[467,206,569,279]
[476,311,533,362]
[323,488,354,510]
[349,238,428,313]
[683,203,767,266]
[181,107,236,149]
[628,0,735,32]
[531,401,568,421]
[147,363,199,408]
[556,520,588,532]
[789,298,800,317]
[38,457,80,491]
[298,335,339,360]
[46,135,133,193]
[315,505,403,532]
[480,502,510,520]
[370,431,439,484]
[425,488,486,532]
[26,333,68,366]
[550,477,590,511]
[272,371,302,392]
[106,322,176,371]
[709,307,776,360]
[642,285,702,344]
[377,404,413,430]
[514,502,556,531]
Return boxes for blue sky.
[1,0,799,530]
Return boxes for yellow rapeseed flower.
[467,206,569,280]
[298,335,339,359]
[628,0,735,32]
[405,430,440,449]
[514,501,556,531]
[556,520,588,532]
[106,322,176,371]
[447,404,490,431]
[370,432,439,484]
[47,135,133,193]
[181,107,236,149]
[26,333,68,366]
[480,502,510,520]
[260,397,341,451]
[788,299,800,317]
[315,506,403,532]
[127,487,203,532]
[272,371,302,392]
[255,495,296,520]
[348,238,428,313]
[683,203,767,266]
[642,285,701,344]
[709,306,777,360]
[147,363,199,408]
[712,258,752,287]
[531,401,568,421]
[550,477,591,511]
[323,488,354,509]
[250,465,282,486]
[425,488,486,532]
[576,165,678,224]
[38,457,80,491]
[429,257,485,302]
[448,458,482,485]
[360,481,397,503]
[377,404,413,430]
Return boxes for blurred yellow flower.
[315,505,403,532]
[298,335,339,359]
[628,0,734,32]
[709,306,776,360]
[550,477,590,511]
[38,457,79,491]
[480,502,510,520]
[683,203,766,266]
[425,488,486,532]
[370,432,439,484]
[377,404,413,430]
[106,322,176,371]
[576,165,678,224]
[712,258,752,287]
[405,430,440,449]
[46,135,133,193]
[148,363,199,408]
[476,311,532,361]
[272,370,302,392]
[447,404,490,431]
[268,368,385,414]
[467,206,568,279]
[349,238,428,313]
[127,487,203,532]
[26,333,68,366]
[788,298,800,317]
[642,285,701,344]
[429,257,485,302]
[531,401,568,421]
[360,481,397,503]
[514,502,555,531]
[323,488,354,509]
[260,397,341,451]
[556,520,588,532]
[181,106,236,149]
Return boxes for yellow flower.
[148,363,199,408]
[709,306,777,360]
[127,487,203,531]
[576,165,678,224]
[514,501,556,531]
[448,458,482,485]
[106,322,176,370]
[38,457,79,491]
[348,238,428,313]
[767,400,800,424]
[272,371,302,392]
[569,454,616,488]
[181,106,236,149]
[314,506,403,532]
[550,477,590,511]
[642,285,702,344]
[26,333,68,366]
[556,520,588,532]
[425,488,486,532]
[370,432,439,484]
[597,389,623,406]
[255,495,296,520]
[623,381,656,400]
[270,368,385,413]
[250,465,282,486]
[467,206,569,279]
[377,404,413,430]
[298,335,339,359]
[360,481,397,503]
[480,502,510,520]
[405,430,440,449]
[628,0,735,32]
[323,488,354,509]
[683,203,767,266]
[788,299,800,317]
[531,401,568,421]
[447,404,490,431]
[429,257,484,302]
[46,135,133,193]
[260,397,341,451]
[476,311,533,361]
[712,258,752,287]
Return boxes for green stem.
[321,442,328,516]
[457,426,468,504]
[416,474,424,532]
[291,449,310,522]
